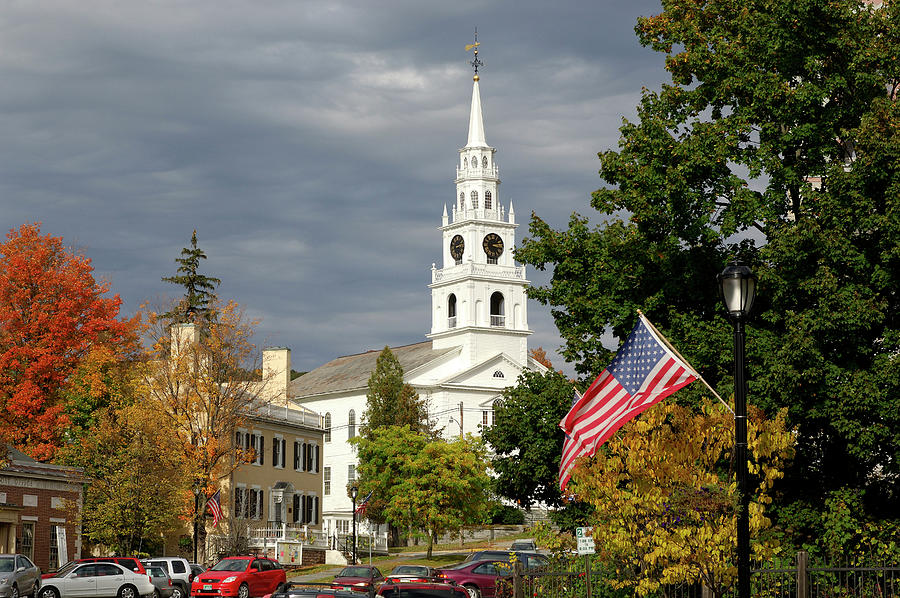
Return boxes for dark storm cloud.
[0,0,666,375]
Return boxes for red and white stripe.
[559,320,697,491]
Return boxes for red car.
[435,561,513,598]
[190,556,286,598]
[331,565,384,596]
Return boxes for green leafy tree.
[361,347,431,437]
[59,399,190,555]
[161,230,221,323]
[352,425,491,558]
[517,0,900,542]
[482,370,573,508]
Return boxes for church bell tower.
[428,39,531,366]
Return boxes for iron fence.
[494,553,900,598]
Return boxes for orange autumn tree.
[139,298,269,559]
[0,223,130,460]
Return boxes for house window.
[294,441,301,471]
[48,525,59,571]
[21,522,34,560]
[273,435,285,469]
[493,370,504,378]
[471,190,479,209]
[251,488,264,520]
[448,294,457,328]
[485,190,492,209]
[490,292,505,327]
[348,464,356,485]
[348,410,356,439]
[324,467,331,496]
[246,431,264,466]
[483,410,489,426]
[324,413,332,443]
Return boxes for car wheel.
[38,588,58,598]
[170,585,184,598]
[31,580,41,598]
[11,584,19,598]
[118,584,138,598]
[238,583,250,598]
[463,584,480,598]
[153,589,161,598]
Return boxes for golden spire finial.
[465,28,483,81]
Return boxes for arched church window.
[448,294,457,328]
[463,157,468,169]
[484,190,492,210]
[324,413,332,443]
[482,156,488,168]
[348,410,356,439]
[490,292,505,327]
[472,156,478,169]
[459,192,465,210]
[471,190,479,209]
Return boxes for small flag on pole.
[355,490,373,515]
[559,313,699,491]
[206,490,223,528]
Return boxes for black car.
[270,582,359,597]
[462,551,549,571]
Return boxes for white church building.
[288,65,545,538]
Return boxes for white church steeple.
[428,37,531,366]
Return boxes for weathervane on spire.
[465,28,483,81]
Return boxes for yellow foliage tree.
[569,399,794,598]
[139,298,267,559]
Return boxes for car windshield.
[51,562,80,577]
[0,558,13,573]
[338,567,372,577]
[211,559,250,572]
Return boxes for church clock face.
[482,233,504,259]
[450,234,465,261]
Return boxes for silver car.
[0,554,41,598]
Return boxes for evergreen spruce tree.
[161,230,221,323]
[361,347,431,438]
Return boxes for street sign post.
[576,526,595,555]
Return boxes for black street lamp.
[350,486,359,565]
[717,263,757,598]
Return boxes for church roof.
[290,341,457,398]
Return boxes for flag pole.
[638,310,734,416]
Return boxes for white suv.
[143,557,191,598]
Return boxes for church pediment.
[436,352,524,388]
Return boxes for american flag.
[206,490,223,528]
[559,313,698,491]
[355,490,373,515]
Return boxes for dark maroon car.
[331,565,384,597]
[434,561,512,598]
[377,581,470,597]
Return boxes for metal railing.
[491,315,505,327]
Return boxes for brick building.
[0,446,86,572]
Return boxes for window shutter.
[313,496,319,524]
[302,442,308,473]
[293,494,300,523]
[294,442,299,470]
[306,495,314,523]
[272,437,278,466]
[259,436,265,465]
[315,445,320,473]
[281,438,286,468]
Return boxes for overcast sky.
[1,0,667,377]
